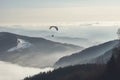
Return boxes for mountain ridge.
[24,43,120,80]
[54,40,119,68]
[0,32,83,68]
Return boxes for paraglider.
[49,26,58,37]
[49,26,58,31]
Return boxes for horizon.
[0,23,119,43]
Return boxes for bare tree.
[117,28,120,40]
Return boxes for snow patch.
[8,38,32,52]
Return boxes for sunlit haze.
[0,0,120,24]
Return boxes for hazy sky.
[0,0,120,24]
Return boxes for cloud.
[0,61,53,80]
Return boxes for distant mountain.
[0,26,55,37]
[0,26,99,48]
[54,40,119,68]
[24,45,120,80]
[0,32,83,68]
[46,36,98,47]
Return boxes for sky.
[0,0,120,24]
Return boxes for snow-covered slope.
[8,38,32,52]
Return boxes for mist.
[0,21,119,43]
[0,61,53,80]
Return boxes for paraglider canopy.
[49,26,58,31]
